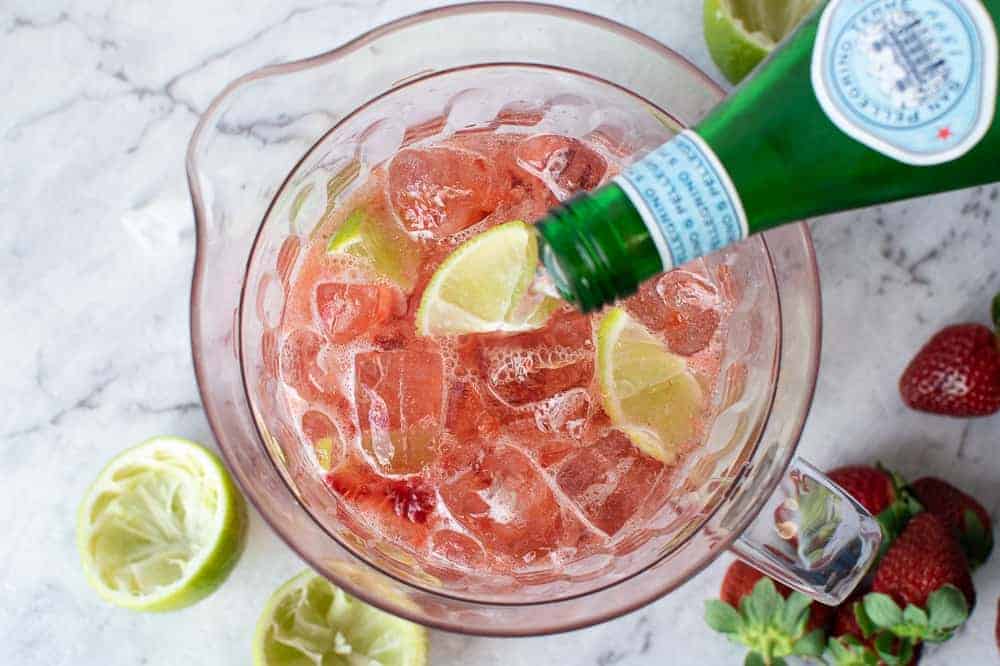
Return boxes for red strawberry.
[706,560,828,663]
[899,314,1000,417]
[910,477,993,569]
[720,560,832,631]
[852,514,973,647]
[828,466,897,515]
[873,513,974,608]
[832,592,867,640]
[826,465,921,553]
[827,593,920,665]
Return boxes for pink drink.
[273,130,731,575]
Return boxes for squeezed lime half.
[253,569,429,666]
[77,436,246,611]
[704,0,820,83]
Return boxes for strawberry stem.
[992,291,1000,331]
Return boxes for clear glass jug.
[187,2,880,635]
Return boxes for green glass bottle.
[537,0,1000,312]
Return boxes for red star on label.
[937,127,953,140]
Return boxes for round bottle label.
[812,0,997,165]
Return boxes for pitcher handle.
[731,457,882,606]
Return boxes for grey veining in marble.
[2,1,997,664]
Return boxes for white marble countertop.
[3,0,998,664]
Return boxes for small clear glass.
[188,2,879,635]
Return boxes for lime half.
[597,308,703,463]
[704,0,819,83]
[328,208,421,292]
[253,569,428,666]
[77,436,246,611]
[416,220,557,336]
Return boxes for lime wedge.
[76,436,246,611]
[327,208,421,291]
[253,569,428,666]
[704,0,819,83]
[416,220,556,336]
[597,308,703,463]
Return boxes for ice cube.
[280,328,336,404]
[531,388,593,439]
[625,268,721,355]
[439,443,575,561]
[301,410,341,470]
[459,309,594,407]
[387,146,499,237]
[314,281,403,344]
[429,529,486,569]
[515,133,608,199]
[444,379,501,443]
[355,348,444,474]
[555,430,663,536]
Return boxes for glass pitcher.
[187,2,880,635]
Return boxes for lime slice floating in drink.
[327,208,421,292]
[416,220,558,336]
[76,436,247,611]
[703,0,819,83]
[253,569,429,666]
[597,308,703,463]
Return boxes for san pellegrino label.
[812,0,998,165]
[614,132,748,270]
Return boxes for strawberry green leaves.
[705,578,825,665]
[859,585,969,643]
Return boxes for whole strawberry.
[899,295,1000,416]
[827,465,921,552]
[719,560,833,631]
[705,560,827,664]
[859,513,973,644]
[910,477,993,569]
[826,593,919,665]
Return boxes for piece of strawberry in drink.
[515,133,608,198]
[555,430,664,536]
[625,268,721,355]
[355,347,444,474]
[315,281,403,344]
[439,442,579,563]
[387,145,500,237]
[325,457,436,546]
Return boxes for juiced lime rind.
[253,569,428,666]
[597,308,703,463]
[76,436,247,612]
[416,220,553,336]
[327,208,420,291]
[704,0,819,83]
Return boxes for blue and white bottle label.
[812,0,998,165]
[614,131,748,271]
